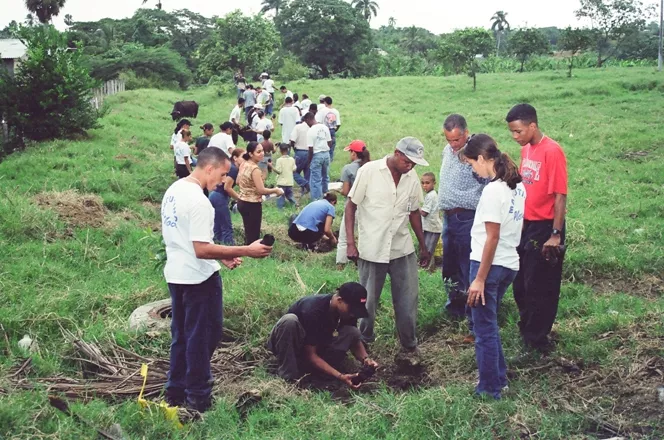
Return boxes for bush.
[118,70,179,91]
[278,56,310,81]
[0,25,99,146]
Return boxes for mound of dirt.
[34,190,108,228]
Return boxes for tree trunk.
[320,64,330,78]
[496,33,500,57]
[520,58,525,73]
[567,58,573,78]
[472,72,476,91]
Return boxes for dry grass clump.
[34,190,108,228]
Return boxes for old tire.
[128,298,172,332]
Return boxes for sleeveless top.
[238,161,262,203]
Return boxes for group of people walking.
[161,92,568,413]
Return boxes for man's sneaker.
[395,347,422,368]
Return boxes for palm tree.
[25,14,35,26]
[351,0,379,22]
[260,0,283,17]
[141,0,162,9]
[490,11,510,56]
[388,16,396,28]
[24,0,66,24]
[64,14,73,26]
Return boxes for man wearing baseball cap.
[345,137,431,367]
[267,282,379,386]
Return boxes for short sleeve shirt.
[278,106,300,144]
[162,180,221,284]
[307,123,331,153]
[218,163,239,198]
[243,89,256,108]
[348,157,424,263]
[174,141,191,165]
[195,136,210,154]
[208,133,235,156]
[287,294,356,347]
[230,106,242,123]
[520,136,568,221]
[421,190,443,233]
[290,123,309,150]
[340,160,362,188]
[275,156,296,187]
[438,144,487,211]
[294,199,336,232]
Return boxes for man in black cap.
[267,282,379,386]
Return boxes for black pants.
[237,200,262,245]
[175,164,190,179]
[288,223,323,244]
[513,220,566,347]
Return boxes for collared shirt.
[438,144,486,211]
[290,123,309,150]
[348,156,424,263]
[208,132,235,156]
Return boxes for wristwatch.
[552,229,561,236]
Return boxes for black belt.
[444,208,473,215]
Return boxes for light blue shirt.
[294,200,336,232]
[438,144,487,211]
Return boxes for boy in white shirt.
[420,172,442,267]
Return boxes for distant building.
[0,39,27,77]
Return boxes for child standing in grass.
[259,129,275,181]
[273,144,298,209]
[174,129,194,179]
[420,172,442,265]
[463,134,525,400]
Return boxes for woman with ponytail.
[237,142,284,244]
[288,192,338,249]
[462,133,526,400]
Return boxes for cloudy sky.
[2,0,600,34]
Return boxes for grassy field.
[0,67,663,439]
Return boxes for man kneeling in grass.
[268,282,379,387]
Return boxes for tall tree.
[388,16,396,28]
[509,27,550,72]
[490,10,510,56]
[260,0,285,17]
[435,28,494,90]
[24,0,66,24]
[351,0,379,22]
[141,0,163,9]
[64,13,73,26]
[575,0,654,67]
[276,0,372,77]
[559,27,594,77]
[400,26,436,56]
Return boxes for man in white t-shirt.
[208,122,236,156]
[279,85,294,100]
[230,98,244,126]
[278,97,300,144]
[263,76,275,116]
[300,94,312,114]
[161,147,272,413]
[290,114,312,194]
[315,96,341,162]
[305,112,332,200]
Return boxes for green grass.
[1,67,663,439]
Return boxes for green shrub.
[277,56,310,81]
[118,70,179,90]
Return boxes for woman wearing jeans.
[237,142,284,244]
[463,134,526,399]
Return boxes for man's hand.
[542,234,562,261]
[221,258,242,270]
[247,240,272,258]
[347,243,359,263]
[418,248,431,268]
[338,373,360,389]
[363,357,379,369]
[467,279,485,307]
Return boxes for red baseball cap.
[344,140,366,153]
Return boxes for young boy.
[273,144,298,209]
[420,172,443,266]
[259,129,275,181]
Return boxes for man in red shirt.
[506,104,568,352]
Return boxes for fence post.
[90,79,126,109]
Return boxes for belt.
[444,208,473,216]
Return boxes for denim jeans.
[293,150,310,188]
[309,151,330,200]
[276,186,297,209]
[329,129,337,162]
[469,261,517,399]
[209,190,234,245]
[166,272,223,412]
[442,210,475,328]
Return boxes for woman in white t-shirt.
[170,119,192,175]
[462,134,526,400]
[174,129,194,179]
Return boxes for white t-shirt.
[162,180,221,284]
[290,123,309,150]
[208,132,235,156]
[278,106,300,144]
[421,190,443,233]
[230,106,242,124]
[300,99,312,114]
[470,180,526,271]
[263,79,275,93]
[174,141,191,165]
[170,131,183,148]
[257,90,271,106]
[307,123,332,153]
[316,107,341,130]
[255,118,274,143]
[284,90,293,99]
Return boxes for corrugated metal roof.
[0,39,27,60]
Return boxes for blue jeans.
[209,190,235,245]
[329,129,337,162]
[442,210,474,321]
[293,150,310,188]
[309,151,330,200]
[166,272,223,412]
[469,261,517,399]
[277,186,297,209]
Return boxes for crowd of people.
[162,75,568,413]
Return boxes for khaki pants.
[358,253,419,350]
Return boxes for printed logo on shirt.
[509,187,526,222]
[161,195,178,228]
[324,112,337,130]
[521,158,541,185]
